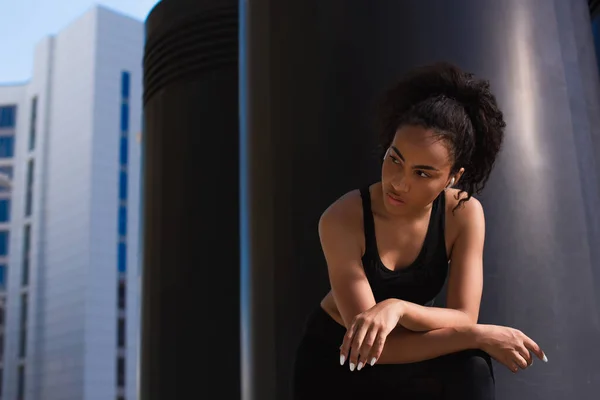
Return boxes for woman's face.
[381,125,458,215]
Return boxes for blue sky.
[0,0,159,83]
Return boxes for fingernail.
[542,354,548,363]
[349,362,355,371]
[340,355,346,365]
[357,362,363,371]
[370,357,377,366]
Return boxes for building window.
[120,103,129,133]
[117,356,126,387]
[0,231,9,256]
[0,136,14,158]
[19,293,28,358]
[29,96,38,151]
[120,135,128,165]
[118,317,126,348]
[0,199,10,223]
[0,166,12,179]
[118,206,127,236]
[118,281,126,310]
[0,106,16,129]
[0,264,5,290]
[118,242,127,273]
[0,166,13,193]
[25,159,34,217]
[17,365,25,400]
[119,170,127,201]
[22,225,31,286]
[121,71,130,99]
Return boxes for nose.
[390,171,410,193]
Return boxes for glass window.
[118,242,127,273]
[0,166,13,178]
[118,317,126,348]
[19,293,28,358]
[0,166,13,193]
[118,281,126,309]
[121,71,130,99]
[25,160,34,217]
[0,231,9,256]
[0,136,14,158]
[117,356,126,387]
[23,224,31,254]
[118,206,127,236]
[29,96,38,151]
[120,136,128,165]
[119,170,127,201]
[17,365,25,400]
[0,264,5,289]
[120,103,129,133]
[0,199,10,223]
[0,106,16,128]
[22,225,31,286]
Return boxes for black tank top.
[359,186,449,305]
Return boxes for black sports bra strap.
[359,187,378,256]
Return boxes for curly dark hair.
[376,62,506,211]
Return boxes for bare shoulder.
[319,189,364,232]
[445,188,485,230]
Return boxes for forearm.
[376,325,480,364]
[399,301,474,332]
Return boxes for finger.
[517,345,532,366]
[507,362,520,373]
[357,325,378,370]
[367,330,389,367]
[349,322,369,371]
[523,336,547,362]
[513,352,528,370]
[340,319,359,364]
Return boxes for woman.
[292,63,547,400]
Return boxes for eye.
[415,170,430,178]
[390,156,402,165]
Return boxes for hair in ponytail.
[375,62,506,211]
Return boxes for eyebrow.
[390,146,440,171]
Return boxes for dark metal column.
[252,0,600,398]
[141,1,240,399]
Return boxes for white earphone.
[446,177,455,189]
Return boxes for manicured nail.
[370,357,377,366]
[349,362,356,371]
[340,355,346,365]
[542,354,548,363]
[357,362,363,371]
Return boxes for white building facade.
[0,6,144,400]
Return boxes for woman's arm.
[397,197,486,332]
[377,324,547,373]
[319,192,378,328]
[376,325,478,364]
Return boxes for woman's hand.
[474,324,548,372]
[339,299,405,371]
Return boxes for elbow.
[458,309,478,325]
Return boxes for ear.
[447,167,465,189]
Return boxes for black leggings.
[293,307,495,400]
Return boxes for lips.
[387,192,406,204]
